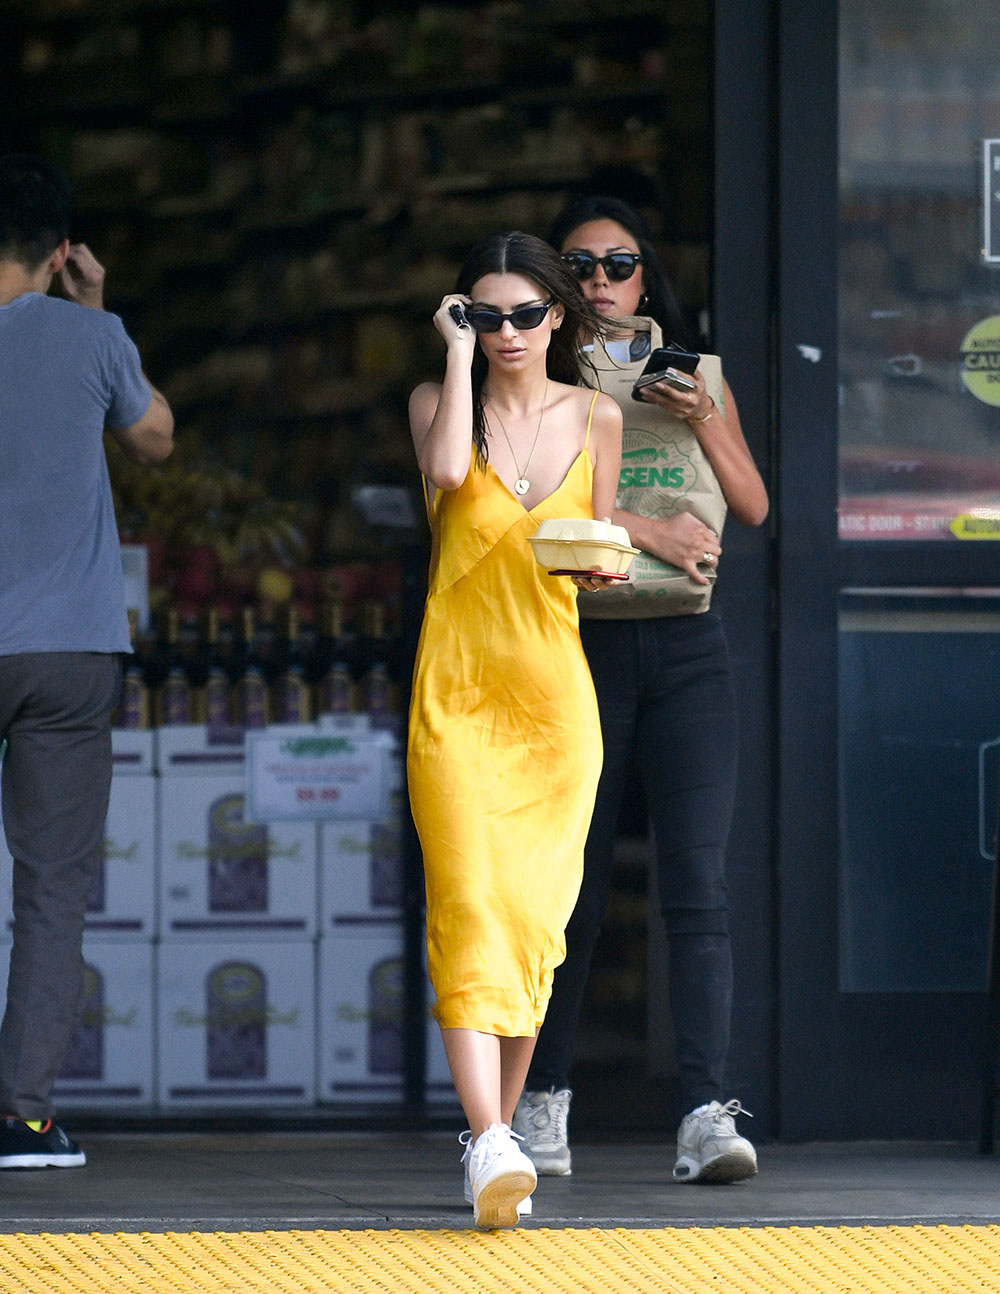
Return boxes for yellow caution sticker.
[960,315,1000,405]
[950,513,1000,538]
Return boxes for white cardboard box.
[156,939,315,1106]
[318,743,405,927]
[155,725,246,776]
[318,806,403,929]
[155,723,319,777]
[111,729,155,776]
[158,775,317,938]
[88,776,157,938]
[0,776,157,941]
[316,929,454,1104]
[0,940,155,1106]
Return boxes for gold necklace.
[487,382,547,496]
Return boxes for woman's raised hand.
[433,295,476,352]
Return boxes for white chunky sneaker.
[512,1088,572,1176]
[672,1099,758,1184]
[460,1131,532,1216]
[463,1124,536,1229]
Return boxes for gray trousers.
[0,652,120,1120]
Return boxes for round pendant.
[514,478,530,496]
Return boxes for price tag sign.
[244,730,393,822]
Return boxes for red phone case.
[547,569,630,580]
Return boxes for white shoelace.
[693,1099,754,1134]
[526,1092,569,1147]
[464,1124,527,1176]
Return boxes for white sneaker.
[672,1099,758,1184]
[462,1124,536,1229]
[512,1088,572,1176]
[459,1131,532,1216]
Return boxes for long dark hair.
[547,194,688,345]
[455,231,608,467]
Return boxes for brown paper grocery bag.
[578,318,727,619]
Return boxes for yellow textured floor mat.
[1,1225,999,1293]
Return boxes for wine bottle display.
[197,606,232,728]
[114,608,149,729]
[160,606,192,725]
[232,606,269,728]
[358,601,397,719]
[272,604,312,723]
[313,598,354,715]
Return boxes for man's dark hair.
[0,154,72,269]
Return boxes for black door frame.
[713,0,779,1139]
[773,0,997,1139]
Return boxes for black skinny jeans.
[528,611,738,1117]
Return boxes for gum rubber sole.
[473,1168,537,1229]
[674,1148,758,1184]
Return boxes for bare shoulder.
[409,380,443,413]
[590,389,622,430]
[548,382,620,425]
[578,387,622,444]
[408,381,443,434]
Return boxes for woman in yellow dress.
[407,231,622,1228]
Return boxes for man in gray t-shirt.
[0,155,173,1168]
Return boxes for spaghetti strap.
[584,389,599,449]
[421,472,440,519]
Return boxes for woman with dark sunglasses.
[513,194,769,1188]
[406,230,623,1228]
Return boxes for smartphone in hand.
[631,343,700,401]
[633,367,697,395]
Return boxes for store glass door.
[778,0,1000,1138]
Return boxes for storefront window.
[839,0,1000,539]
[838,590,1000,990]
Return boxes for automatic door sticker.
[960,315,1000,405]
[950,512,1000,539]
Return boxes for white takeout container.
[528,518,640,575]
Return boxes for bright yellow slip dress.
[407,393,604,1037]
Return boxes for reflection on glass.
[838,589,1000,990]
[839,1,1000,539]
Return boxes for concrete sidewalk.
[3,1132,1000,1234]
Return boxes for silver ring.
[703,552,714,563]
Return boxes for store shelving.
[3,0,710,1117]
[6,0,708,613]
